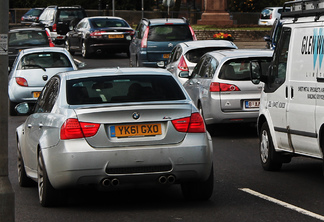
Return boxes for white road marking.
[239,188,324,221]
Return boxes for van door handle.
[291,87,294,98]
[285,86,288,98]
[39,123,43,128]
[27,124,32,128]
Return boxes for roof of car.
[180,40,237,49]
[207,49,273,61]
[19,47,70,55]
[61,67,175,80]
[143,18,189,26]
[88,16,125,20]
[9,27,45,32]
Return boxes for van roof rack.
[282,0,324,19]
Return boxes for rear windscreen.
[186,47,234,63]
[18,52,72,69]
[9,31,48,46]
[67,75,186,105]
[260,9,273,19]
[218,58,272,81]
[58,9,86,21]
[148,25,192,41]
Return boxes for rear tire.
[82,41,91,58]
[65,39,75,55]
[38,149,62,207]
[260,122,282,171]
[17,141,35,187]
[181,165,214,201]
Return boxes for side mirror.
[179,71,189,78]
[264,35,271,42]
[74,59,86,68]
[16,102,30,115]
[250,61,270,84]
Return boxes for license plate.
[245,100,260,108]
[110,123,162,137]
[109,34,124,39]
[163,54,170,59]
[33,91,41,98]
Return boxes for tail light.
[270,14,272,19]
[125,30,135,37]
[172,113,205,133]
[178,56,189,71]
[21,17,24,21]
[60,118,100,140]
[45,29,55,47]
[141,27,149,48]
[189,25,197,41]
[16,77,28,87]
[210,82,240,92]
[90,31,106,38]
[52,23,57,32]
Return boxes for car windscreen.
[66,75,186,105]
[186,47,235,63]
[90,18,129,28]
[218,58,272,81]
[9,30,48,46]
[18,52,72,69]
[148,25,192,41]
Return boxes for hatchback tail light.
[210,82,240,92]
[189,25,197,41]
[15,77,28,87]
[45,29,55,47]
[21,17,24,21]
[178,56,189,71]
[60,118,100,140]
[141,27,149,48]
[172,113,205,133]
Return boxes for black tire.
[17,141,35,187]
[259,122,282,171]
[65,39,75,55]
[81,41,91,58]
[38,149,61,207]
[181,165,214,201]
[9,101,18,116]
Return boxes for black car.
[33,5,87,44]
[20,8,44,26]
[8,28,54,68]
[65,16,135,58]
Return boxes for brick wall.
[195,30,270,42]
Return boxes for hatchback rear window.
[219,58,272,81]
[18,52,72,69]
[58,10,85,21]
[148,25,192,41]
[66,75,186,105]
[260,9,273,19]
[9,31,48,46]
[90,18,129,28]
[186,47,234,63]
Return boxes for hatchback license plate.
[245,100,260,108]
[109,34,124,39]
[110,123,162,137]
[33,91,41,98]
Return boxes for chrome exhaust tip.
[101,178,111,187]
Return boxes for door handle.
[291,87,294,98]
[27,124,32,128]
[39,123,43,128]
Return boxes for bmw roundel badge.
[132,112,140,120]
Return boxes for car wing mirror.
[250,60,270,84]
[264,35,271,42]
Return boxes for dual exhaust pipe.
[101,178,120,187]
[101,174,176,187]
[158,175,176,185]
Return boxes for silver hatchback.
[16,67,214,207]
[183,49,273,125]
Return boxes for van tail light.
[52,23,57,32]
[172,113,205,133]
[16,77,28,87]
[178,56,189,71]
[141,27,149,48]
[60,118,100,140]
[210,82,240,92]
[270,14,272,19]
[189,25,197,41]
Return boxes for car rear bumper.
[8,85,43,103]
[42,133,213,189]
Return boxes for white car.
[258,7,289,26]
[8,47,83,115]
[183,49,273,125]
[166,40,238,85]
[15,67,214,207]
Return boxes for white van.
[251,0,324,172]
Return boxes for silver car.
[166,40,238,85]
[16,67,214,207]
[8,47,81,115]
[183,49,273,125]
